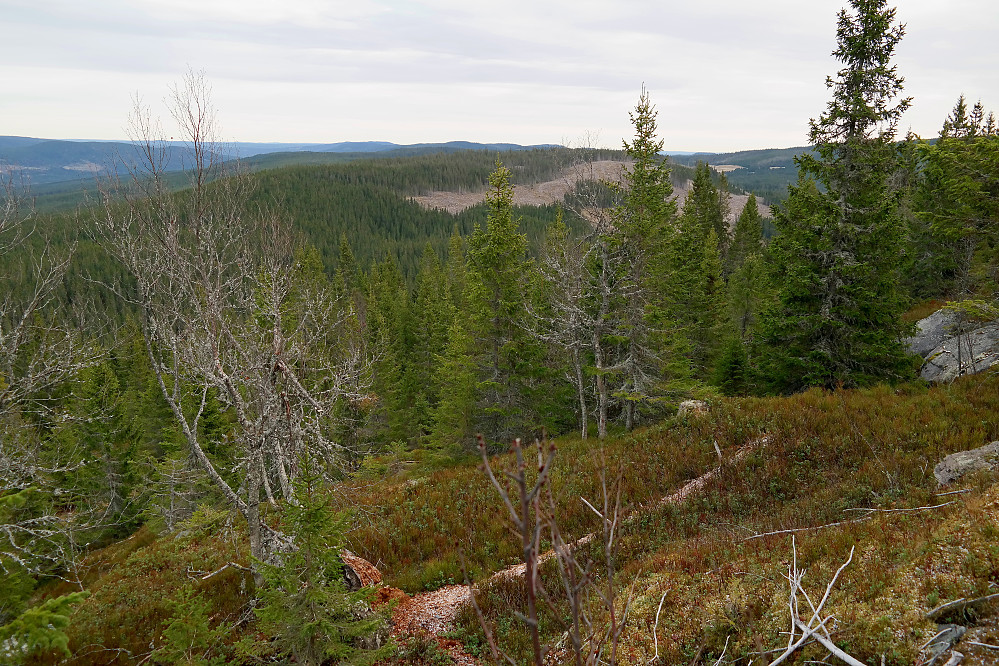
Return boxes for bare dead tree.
[477,435,555,664]
[0,170,105,578]
[93,71,368,570]
[530,213,593,440]
[531,154,634,440]
[541,138,683,439]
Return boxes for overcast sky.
[3,0,997,152]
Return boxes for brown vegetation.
[411,159,772,226]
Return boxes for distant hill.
[0,136,559,188]
[3,135,803,204]
[0,137,195,186]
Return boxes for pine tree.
[761,0,915,391]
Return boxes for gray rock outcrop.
[907,309,961,358]
[934,441,999,485]
[920,323,999,383]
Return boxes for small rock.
[678,399,709,417]
[934,442,999,485]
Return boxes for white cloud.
[2,0,996,150]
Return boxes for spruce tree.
[411,244,454,435]
[761,0,915,391]
[614,87,689,426]
[695,228,731,375]
[0,592,89,664]
[466,163,536,443]
[729,252,770,340]
[726,193,771,341]
[444,226,468,312]
[727,193,764,275]
[712,337,750,397]
[914,97,999,295]
[682,163,727,246]
[254,456,390,666]
[429,318,479,451]
[366,255,417,444]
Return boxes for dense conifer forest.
[2,1,999,664]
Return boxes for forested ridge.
[3,1,999,664]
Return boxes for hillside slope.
[346,373,999,665]
[40,372,999,665]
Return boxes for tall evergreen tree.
[466,163,536,443]
[411,244,455,435]
[694,228,731,374]
[729,252,770,340]
[914,97,999,296]
[682,163,728,247]
[614,87,689,428]
[761,0,915,391]
[727,193,764,275]
[365,254,417,444]
[444,226,468,312]
[429,318,478,451]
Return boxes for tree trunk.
[572,348,587,440]
[246,449,263,585]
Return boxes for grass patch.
[904,299,946,322]
[35,373,999,665]
[28,508,252,666]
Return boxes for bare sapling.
[474,435,632,665]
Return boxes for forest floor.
[384,438,765,664]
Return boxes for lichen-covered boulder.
[920,323,999,383]
[677,399,709,417]
[934,441,999,485]
[907,308,961,359]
